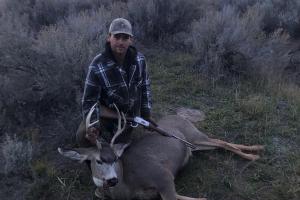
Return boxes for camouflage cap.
[109,18,133,37]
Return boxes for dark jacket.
[82,42,152,128]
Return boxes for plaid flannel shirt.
[82,44,151,127]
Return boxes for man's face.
[107,33,133,56]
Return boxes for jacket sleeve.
[82,65,101,128]
[140,57,152,119]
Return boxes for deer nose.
[107,178,118,187]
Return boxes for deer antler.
[86,102,102,149]
[86,102,126,148]
[85,102,99,133]
[110,104,127,147]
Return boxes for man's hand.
[85,127,100,145]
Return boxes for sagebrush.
[2,134,33,176]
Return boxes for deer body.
[59,110,263,200]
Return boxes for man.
[77,18,152,146]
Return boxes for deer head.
[58,103,129,188]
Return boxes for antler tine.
[111,112,127,147]
[110,104,127,147]
[86,102,99,133]
[110,103,121,147]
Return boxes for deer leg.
[209,138,264,152]
[176,194,207,200]
[193,139,261,161]
[157,171,177,200]
[159,185,177,200]
[212,139,264,152]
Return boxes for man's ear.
[58,147,98,163]
[113,143,131,158]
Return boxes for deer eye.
[96,160,103,165]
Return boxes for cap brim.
[110,31,133,37]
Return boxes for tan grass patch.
[275,83,300,104]
[239,95,269,117]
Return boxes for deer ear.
[58,147,89,163]
[113,143,130,158]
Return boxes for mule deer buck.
[58,106,263,200]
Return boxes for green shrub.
[190,4,290,82]
[32,8,113,105]
[128,0,200,42]
[264,0,300,39]
[0,6,115,126]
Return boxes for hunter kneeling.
[76,18,152,146]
